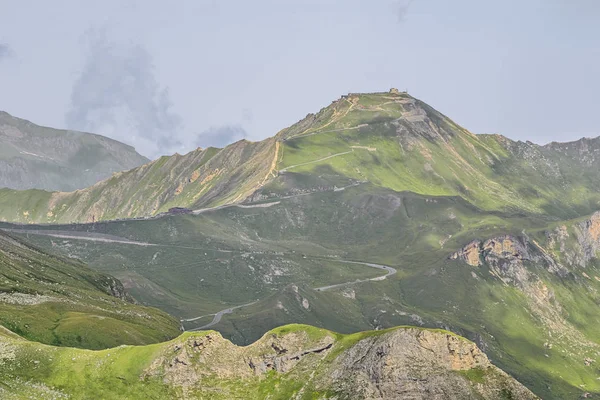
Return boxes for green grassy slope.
[0,110,149,191]
[0,324,535,399]
[0,138,278,224]
[269,91,600,220]
[5,184,600,399]
[0,230,181,349]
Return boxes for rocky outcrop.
[451,234,571,283]
[325,329,537,399]
[143,329,336,387]
[141,326,537,399]
[577,212,600,264]
[451,235,533,285]
[99,276,134,302]
[451,232,600,360]
[450,240,483,266]
[544,212,600,269]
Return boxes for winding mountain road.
[313,261,397,291]
[2,229,155,246]
[185,300,260,331]
[183,259,397,331]
[3,203,397,333]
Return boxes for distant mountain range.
[0,111,149,191]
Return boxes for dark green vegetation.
[8,182,600,399]
[2,90,600,399]
[0,230,180,349]
[0,110,148,191]
[0,324,536,399]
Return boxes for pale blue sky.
[0,0,598,158]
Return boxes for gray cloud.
[194,125,247,149]
[66,31,182,158]
[396,0,414,23]
[0,43,13,60]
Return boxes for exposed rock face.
[144,329,336,390]
[142,327,537,399]
[452,231,600,368]
[100,276,134,302]
[545,212,600,268]
[394,97,459,145]
[451,235,532,284]
[326,329,537,400]
[452,235,565,300]
[577,212,600,264]
[450,240,482,266]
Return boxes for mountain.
[0,138,276,224]
[2,90,600,398]
[0,324,536,399]
[0,229,181,349]
[0,111,149,191]
[1,90,600,224]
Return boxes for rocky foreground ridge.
[0,324,536,399]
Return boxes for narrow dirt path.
[279,150,353,173]
[185,300,260,331]
[286,123,368,141]
[259,140,280,186]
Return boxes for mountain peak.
[277,90,461,146]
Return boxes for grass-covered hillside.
[2,90,600,399]
[269,91,600,220]
[0,323,536,399]
[6,182,600,399]
[0,138,277,224]
[0,230,181,349]
[0,110,149,191]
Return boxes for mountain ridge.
[2,90,600,224]
[0,323,537,399]
[0,110,149,191]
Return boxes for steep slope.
[0,229,180,349]
[0,111,149,191]
[0,137,277,223]
[0,324,536,399]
